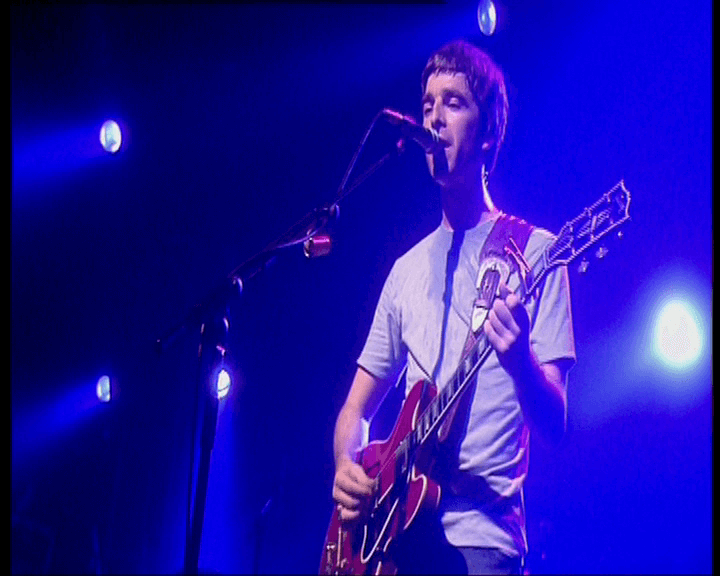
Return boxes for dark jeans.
[393,513,523,575]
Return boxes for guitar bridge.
[324,542,337,575]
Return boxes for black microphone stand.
[182,308,228,575]
[155,109,406,575]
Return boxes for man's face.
[422,71,485,188]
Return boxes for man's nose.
[429,103,445,130]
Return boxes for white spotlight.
[100,120,122,153]
[96,375,111,402]
[216,369,231,399]
[653,300,703,370]
[477,0,497,36]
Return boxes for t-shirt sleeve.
[357,262,408,383]
[528,235,577,372]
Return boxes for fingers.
[491,299,520,337]
[483,313,511,354]
[497,280,512,300]
[337,503,361,523]
[497,281,521,313]
[337,460,374,494]
[485,300,519,347]
[494,283,527,327]
[333,460,375,523]
[483,282,529,355]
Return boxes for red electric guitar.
[319,181,632,575]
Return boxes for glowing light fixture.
[100,120,122,153]
[216,369,231,399]
[96,375,111,402]
[477,0,497,36]
[653,299,703,370]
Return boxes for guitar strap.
[437,212,534,446]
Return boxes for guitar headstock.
[546,180,631,273]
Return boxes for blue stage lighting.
[216,369,230,399]
[99,120,122,153]
[477,0,497,36]
[653,300,702,370]
[96,375,111,402]
[13,122,118,190]
[13,379,108,469]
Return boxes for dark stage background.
[12,1,711,574]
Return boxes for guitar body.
[319,380,442,575]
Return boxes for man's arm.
[484,282,570,447]
[332,366,390,522]
[507,354,569,447]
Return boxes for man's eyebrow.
[442,88,467,101]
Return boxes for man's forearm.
[333,403,365,466]
[511,353,567,447]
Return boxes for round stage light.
[96,375,111,402]
[216,369,231,399]
[477,0,497,36]
[100,120,122,153]
[653,300,703,370]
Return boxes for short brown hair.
[421,39,508,173]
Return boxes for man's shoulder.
[499,214,553,241]
[493,214,555,266]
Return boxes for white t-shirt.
[357,213,576,557]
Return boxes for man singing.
[331,39,576,575]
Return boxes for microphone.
[382,108,447,154]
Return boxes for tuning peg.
[595,245,608,259]
[578,258,589,274]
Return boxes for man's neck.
[440,167,499,231]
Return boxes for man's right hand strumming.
[332,457,375,523]
[332,367,389,523]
